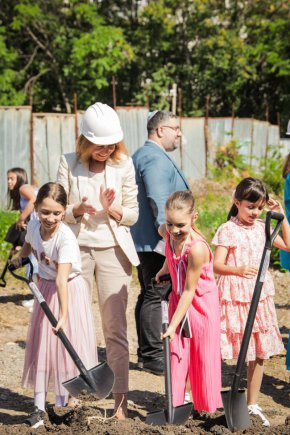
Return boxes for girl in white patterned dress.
[212,177,290,426]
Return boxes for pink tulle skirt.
[22,275,98,398]
[221,295,284,361]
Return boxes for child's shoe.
[22,299,34,309]
[184,392,191,404]
[24,406,46,428]
[248,404,270,426]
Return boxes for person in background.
[131,110,189,375]
[7,167,37,230]
[57,102,139,419]
[7,167,39,308]
[212,177,290,426]
[10,183,97,429]
[280,153,290,269]
[280,154,290,371]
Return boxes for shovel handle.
[8,257,32,283]
[8,260,96,390]
[38,296,97,390]
[161,300,174,423]
[0,253,12,288]
[265,211,284,248]
[37,298,94,387]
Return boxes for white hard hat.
[80,102,124,145]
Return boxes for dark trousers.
[135,252,165,361]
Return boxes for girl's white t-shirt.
[25,220,82,280]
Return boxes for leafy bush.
[196,190,230,241]
[208,139,251,182]
[0,210,18,259]
[198,206,228,242]
[259,145,285,196]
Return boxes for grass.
[0,210,18,260]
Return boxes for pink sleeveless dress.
[165,234,222,412]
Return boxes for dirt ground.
[0,263,289,434]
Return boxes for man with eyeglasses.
[131,110,189,375]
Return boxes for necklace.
[171,233,191,257]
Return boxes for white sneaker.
[184,392,191,404]
[22,299,34,309]
[248,404,270,426]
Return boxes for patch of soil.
[0,261,289,434]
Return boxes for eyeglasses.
[161,125,181,133]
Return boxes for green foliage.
[0,210,18,259]
[196,190,230,241]
[0,0,289,126]
[0,27,25,105]
[208,139,251,182]
[259,146,285,196]
[198,206,228,242]
[1,0,134,111]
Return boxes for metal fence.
[0,105,286,207]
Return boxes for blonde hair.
[165,190,205,239]
[76,134,128,163]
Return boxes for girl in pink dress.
[10,182,97,428]
[156,190,222,413]
[212,177,290,426]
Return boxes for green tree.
[0,0,289,129]
[0,26,25,105]
[1,0,133,111]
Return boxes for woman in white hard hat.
[57,102,139,419]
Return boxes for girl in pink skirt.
[212,177,290,426]
[10,182,97,428]
[156,190,222,413]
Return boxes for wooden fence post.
[28,83,36,185]
[204,96,210,177]
[74,93,78,142]
[112,75,117,109]
[178,88,183,170]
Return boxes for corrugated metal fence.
[0,105,286,207]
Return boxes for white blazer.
[56,152,139,266]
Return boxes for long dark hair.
[228,177,269,220]
[7,167,28,210]
[35,182,67,209]
[282,153,290,179]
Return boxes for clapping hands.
[100,185,116,212]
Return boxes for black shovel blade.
[222,388,251,432]
[0,279,6,288]
[62,361,114,400]
[146,402,192,426]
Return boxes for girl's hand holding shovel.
[9,255,23,269]
[52,314,67,335]
[161,324,176,341]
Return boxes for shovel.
[0,249,14,288]
[222,211,284,432]
[1,224,26,288]
[8,257,115,399]
[146,274,193,425]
